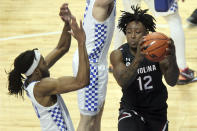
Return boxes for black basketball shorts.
[118,109,168,131]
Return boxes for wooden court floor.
[0,0,197,130]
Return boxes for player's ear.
[34,68,42,77]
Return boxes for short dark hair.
[7,49,37,97]
[118,5,156,34]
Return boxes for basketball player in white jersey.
[72,0,116,131]
[7,3,89,131]
[112,0,197,85]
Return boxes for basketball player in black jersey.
[110,6,179,131]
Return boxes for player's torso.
[119,44,168,111]
[25,82,74,131]
[35,101,67,131]
[83,0,116,63]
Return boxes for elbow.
[82,76,90,87]
[121,84,129,89]
[78,79,90,88]
[169,76,179,86]
[62,47,69,54]
[166,75,179,87]
[165,69,179,87]
[117,80,130,89]
[118,81,124,88]
[75,69,90,89]
[83,69,90,86]
[167,81,177,87]
[77,76,90,88]
[84,80,90,87]
[85,74,90,86]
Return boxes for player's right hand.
[68,16,86,45]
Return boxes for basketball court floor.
[0,0,197,130]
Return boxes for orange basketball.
[142,32,169,62]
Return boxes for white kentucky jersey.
[83,0,116,64]
[72,0,116,115]
[24,81,74,131]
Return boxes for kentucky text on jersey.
[137,65,157,74]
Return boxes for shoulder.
[110,49,122,58]
[119,43,128,50]
[117,43,130,56]
[110,43,129,60]
[34,77,57,97]
[110,49,123,65]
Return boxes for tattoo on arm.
[117,58,141,89]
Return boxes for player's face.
[126,21,146,49]
[38,56,50,78]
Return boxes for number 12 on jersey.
[137,75,153,91]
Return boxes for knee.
[88,118,97,128]
[80,114,97,124]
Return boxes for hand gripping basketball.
[142,32,169,62]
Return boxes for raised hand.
[59,3,72,23]
[68,16,86,44]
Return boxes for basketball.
[142,32,169,62]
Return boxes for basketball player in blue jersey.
[72,0,116,131]
[7,3,89,131]
[110,6,179,131]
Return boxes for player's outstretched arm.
[45,3,72,69]
[69,16,90,90]
[159,39,179,86]
[34,17,90,96]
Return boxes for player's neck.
[27,74,42,84]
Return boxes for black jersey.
[119,43,168,117]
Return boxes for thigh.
[118,111,147,131]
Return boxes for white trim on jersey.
[162,121,169,131]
